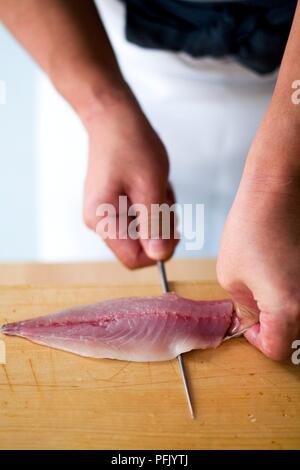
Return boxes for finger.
[96,200,155,269]
[104,237,155,269]
[85,191,155,269]
[244,311,299,361]
[129,182,178,261]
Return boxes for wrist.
[52,60,135,129]
[82,85,150,144]
[78,81,141,135]
[77,78,137,129]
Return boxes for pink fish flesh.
[0,293,234,361]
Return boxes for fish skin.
[0,293,234,361]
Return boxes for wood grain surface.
[0,281,299,450]
[0,259,217,285]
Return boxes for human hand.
[83,93,177,268]
[217,114,300,360]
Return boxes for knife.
[157,261,195,419]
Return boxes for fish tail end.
[0,322,20,335]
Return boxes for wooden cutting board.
[0,282,299,450]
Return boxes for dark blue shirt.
[120,0,297,74]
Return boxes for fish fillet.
[0,293,234,361]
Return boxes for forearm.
[271,0,300,125]
[0,0,131,125]
[242,1,300,186]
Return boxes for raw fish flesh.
[0,293,234,361]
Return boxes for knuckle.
[134,173,156,193]
[133,168,168,197]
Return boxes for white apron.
[97,0,276,257]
